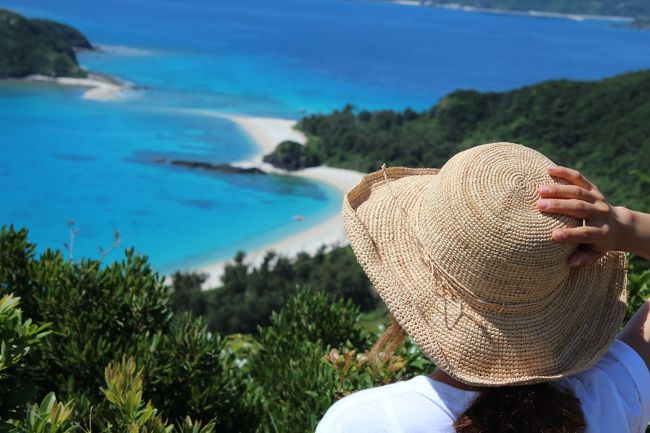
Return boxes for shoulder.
[315,376,475,433]
[560,339,650,433]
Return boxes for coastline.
[383,1,633,23]
[24,72,131,100]
[174,109,364,288]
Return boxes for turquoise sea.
[2,0,650,272]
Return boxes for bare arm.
[536,165,650,369]
[619,301,650,372]
[616,208,650,261]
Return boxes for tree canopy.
[292,70,650,211]
[0,9,91,78]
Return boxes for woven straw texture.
[342,142,627,386]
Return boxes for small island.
[0,8,130,99]
[0,8,94,78]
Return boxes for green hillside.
[0,8,92,78]
[281,70,650,211]
[423,0,650,18]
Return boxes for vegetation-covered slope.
[280,70,650,210]
[0,226,424,433]
[2,223,650,433]
[0,9,92,78]
[423,0,650,18]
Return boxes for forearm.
[619,300,650,371]
[615,207,650,261]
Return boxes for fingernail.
[538,186,551,194]
[569,256,582,267]
[536,199,549,209]
[548,163,557,168]
[552,230,566,240]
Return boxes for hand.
[535,165,624,267]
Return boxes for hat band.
[380,164,563,313]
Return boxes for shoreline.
[24,72,132,100]
[383,1,634,23]
[173,109,364,288]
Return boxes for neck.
[429,368,483,392]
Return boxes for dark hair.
[454,383,586,433]
[371,315,587,433]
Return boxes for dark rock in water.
[158,158,266,175]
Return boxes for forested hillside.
[422,0,650,18]
[0,9,92,78]
[282,70,650,211]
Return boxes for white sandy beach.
[25,73,129,100]
[175,109,364,287]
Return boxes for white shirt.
[315,339,650,433]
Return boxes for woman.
[316,142,650,433]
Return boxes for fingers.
[551,226,608,244]
[536,198,609,219]
[547,166,596,191]
[567,248,604,268]
[538,184,604,203]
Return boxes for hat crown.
[417,143,579,305]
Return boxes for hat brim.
[342,167,627,386]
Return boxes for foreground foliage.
[2,225,649,432]
[0,226,432,433]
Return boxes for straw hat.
[342,142,627,386]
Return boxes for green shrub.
[0,226,244,432]
[13,392,75,433]
[171,246,376,335]
[0,294,51,432]
[135,313,254,432]
[3,224,649,433]
[247,288,365,433]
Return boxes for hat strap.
[380,164,548,314]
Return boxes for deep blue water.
[2,0,650,271]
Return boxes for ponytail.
[454,383,586,433]
[371,314,587,433]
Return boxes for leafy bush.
[15,392,75,433]
[135,313,253,431]
[0,226,244,432]
[2,225,650,433]
[246,288,368,433]
[172,246,377,335]
[0,294,50,432]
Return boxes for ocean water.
[2,0,650,272]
